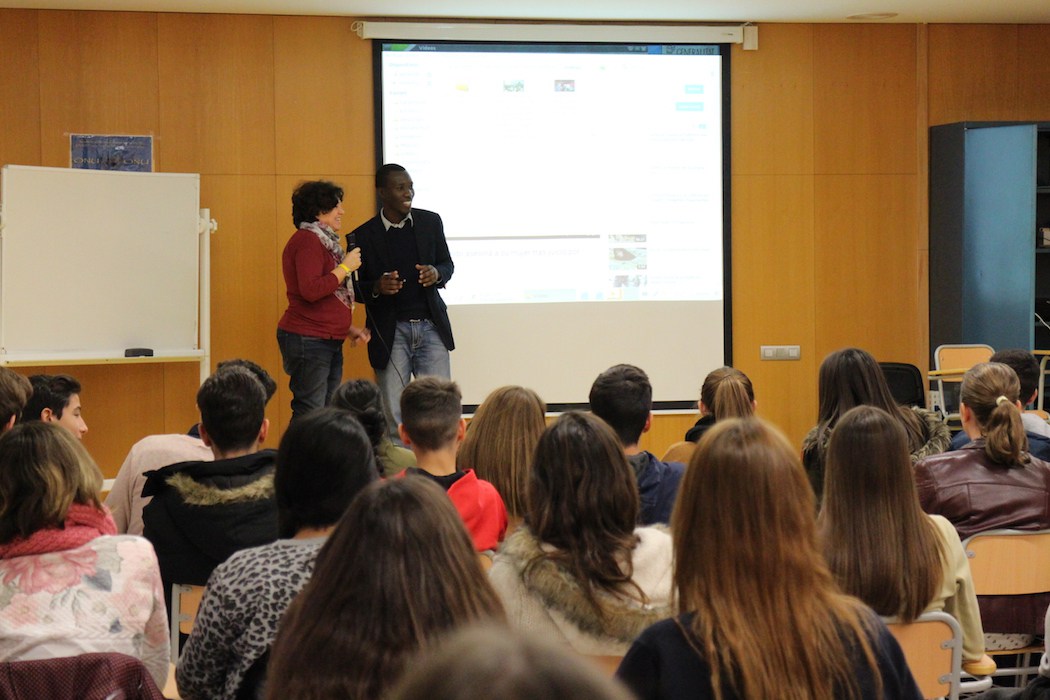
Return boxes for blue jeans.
[276,328,343,421]
[377,319,451,442]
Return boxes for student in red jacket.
[397,377,507,552]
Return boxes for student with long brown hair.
[684,367,755,443]
[488,411,674,655]
[617,417,920,700]
[457,385,546,532]
[803,347,950,499]
[916,362,1050,647]
[821,405,994,675]
[265,477,504,700]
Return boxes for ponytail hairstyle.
[961,362,1029,466]
[700,367,755,421]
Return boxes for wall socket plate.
[760,345,800,361]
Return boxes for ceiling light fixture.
[846,12,899,20]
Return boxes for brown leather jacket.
[915,440,1050,634]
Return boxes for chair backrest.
[962,529,1050,596]
[661,441,697,464]
[170,583,205,664]
[932,344,994,421]
[934,344,995,376]
[884,612,962,700]
[879,362,926,408]
[0,652,166,700]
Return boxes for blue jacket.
[951,429,1050,462]
[628,451,686,526]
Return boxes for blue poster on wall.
[70,134,153,171]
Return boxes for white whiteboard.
[0,165,201,361]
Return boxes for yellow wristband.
[338,263,351,274]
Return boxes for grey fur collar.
[501,527,673,642]
[166,472,275,507]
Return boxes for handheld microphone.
[344,233,359,286]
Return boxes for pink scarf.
[0,504,117,559]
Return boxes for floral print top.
[0,535,170,686]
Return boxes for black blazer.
[349,208,455,369]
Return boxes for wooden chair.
[661,441,696,464]
[884,612,991,700]
[928,344,994,426]
[170,583,205,664]
[962,529,1050,684]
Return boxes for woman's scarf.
[0,503,117,559]
[300,220,354,308]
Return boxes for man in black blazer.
[350,164,455,441]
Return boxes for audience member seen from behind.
[0,423,169,686]
[266,478,505,700]
[916,362,1050,649]
[389,623,636,700]
[141,366,278,613]
[489,412,674,656]
[684,366,755,443]
[589,364,685,525]
[329,378,414,477]
[107,357,276,536]
[616,417,921,700]
[0,368,31,433]
[24,374,88,439]
[276,180,369,421]
[950,349,1050,460]
[820,406,994,676]
[178,408,380,700]
[399,377,507,552]
[457,385,546,534]
[803,347,950,500]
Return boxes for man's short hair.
[216,358,278,403]
[197,366,266,452]
[588,364,652,446]
[400,377,462,451]
[991,349,1041,404]
[0,368,32,429]
[25,375,81,422]
[376,163,407,189]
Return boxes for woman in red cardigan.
[277,180,369,420]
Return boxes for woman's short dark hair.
[275,407,379,538]
[329,379,387,450]
[291,180,344,227]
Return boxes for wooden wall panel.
[640,414,698,458]
[1017,26,1050,121]
[160,363,203,437]
[273,17,374,177]
[37,11,159,167]
[731,175,816,444]
[0,10,41,167]
[813,174,922,363]
[814,24,918,175]
[928,25,1019,125]
[158,14,276,175]
[732,24,814,176]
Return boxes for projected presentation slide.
[380,43,724,306]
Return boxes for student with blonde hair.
[684,367,755,442]
[917,362,1050,648]
[821,405,994,675]
[617,417,920,700]
[458,385,546,532]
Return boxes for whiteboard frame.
[0,166,212,384]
